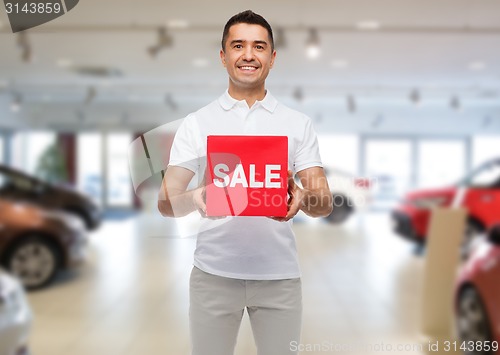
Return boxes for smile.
[238,66,258,71]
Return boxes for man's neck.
[228,85,266,108]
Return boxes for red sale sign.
[206,136,288,217]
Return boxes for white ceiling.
[0,0,500,134]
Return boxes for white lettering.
[249,164,264,188]
[229,164,248,187]
[213,163,230,188]
[265,164,281,188]
[213,164,282,188]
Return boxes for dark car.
[0,165,101,230]
[0,198,88,289]
[455,224,500,354]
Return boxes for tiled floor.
[27,212,435,355]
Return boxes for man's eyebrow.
[229,39,269,46]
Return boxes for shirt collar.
[218,89,278,113]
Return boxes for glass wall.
[106,133,133,207]
[0,135,4,164]
[10,132,56,174]
[472,135,500,168]
[77,133,103,206]
[317,134,359,175]
[364,139,413,209]
[417,140,466,188]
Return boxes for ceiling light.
[192,58,209,68]
[468,61,486,71]
[10,94,22,113]
[0,80,9,90]
[274,27,287,49]
[346,95,356,113]
[73,66,123,78]
[409,89,421,107]
[305,28,320,59]
[450,95,461,112]
[331,60,348,69]
[57,58,73,68]
[148,27,173,58]
[166,19,189,29]
[356,21,381,30]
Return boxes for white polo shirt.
[168,90,323,280]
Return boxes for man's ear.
[220,49,226,67]
[270,50,277,68]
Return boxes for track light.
[165,93,178,111]
[409,89,421,107]
[17,32,32,62]
[274,27,287,50]
[148,27,173,58]
[306,28,320,59]
[292,87,304,102]
[371,114,384,128]
[84,87,96,105]
[450,95,461,112]
[482,116,492,127]
[347,95,356,113]
[10,94,22,112]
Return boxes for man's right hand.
[192,186,207,217]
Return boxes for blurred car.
[0,198,88,289]
[455,224,500,354]
[0,268,32,355]
[324,167,372,223]
[391,158,500,248]
[0,165,101,230]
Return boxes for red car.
[392,158,500,247]
[455,224,500,354]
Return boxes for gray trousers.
[189,266,302,355]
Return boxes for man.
[158,10,332,355]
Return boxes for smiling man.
[158,10,332,355]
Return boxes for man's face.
[220,23,276,91]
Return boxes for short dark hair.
[221,10,274,52]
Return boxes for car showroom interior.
[1,1,500,355]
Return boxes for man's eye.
[256,45,264,50]
[234,44,243,49]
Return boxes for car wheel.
[326,194,353,224]
[457,287,493,354]
[5,235,61,289]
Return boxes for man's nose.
[242,46,254,60]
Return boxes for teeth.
[240,66,257,70]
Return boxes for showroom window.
[106,133,133,207]
[417,140,466,188]
[10,132,56,174]
[77,133,103,206]
[317,134,359,175]
[77,132,134,208]
[472,135,500,167]
[0,135,4,164]
[363,139,413,209]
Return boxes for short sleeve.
[293,116,323,173]
[168,114,201,173]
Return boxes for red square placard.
[206,135,288,217]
